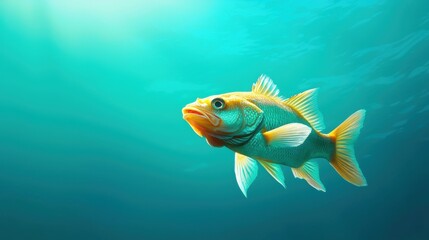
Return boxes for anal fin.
[258,160,286,188]
[292,161,326,192]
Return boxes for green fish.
[182,75,367,197]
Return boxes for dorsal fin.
[283,89,325,132]
[252,75,283,100]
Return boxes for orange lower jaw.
[183,114,211,137]
[189,124,204,137]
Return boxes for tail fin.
[328,110,367,186]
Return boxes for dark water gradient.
[0,0,428,239]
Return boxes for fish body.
[222,92,334,168]
[182,75,367,197]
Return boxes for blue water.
[1,1,428,239]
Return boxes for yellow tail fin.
[329,110,367,186]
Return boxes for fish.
[182,75,367,197]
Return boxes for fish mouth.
[182,108,205,117]
[182,106,221,127]
[182,106,221,137]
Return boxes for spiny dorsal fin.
[283,89,325,132]
[252,75,283,100]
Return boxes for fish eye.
[211,98,225,110]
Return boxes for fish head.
[182,93,264,147]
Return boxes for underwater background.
[0,0,428,239]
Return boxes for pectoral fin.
[292,161,326,192]
[258,160,286,188]
[263,123,311,147]
[235,153,258,197]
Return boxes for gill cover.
[213,96,264,146]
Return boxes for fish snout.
[182,104,221,127]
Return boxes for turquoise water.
[1,0,428,239]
